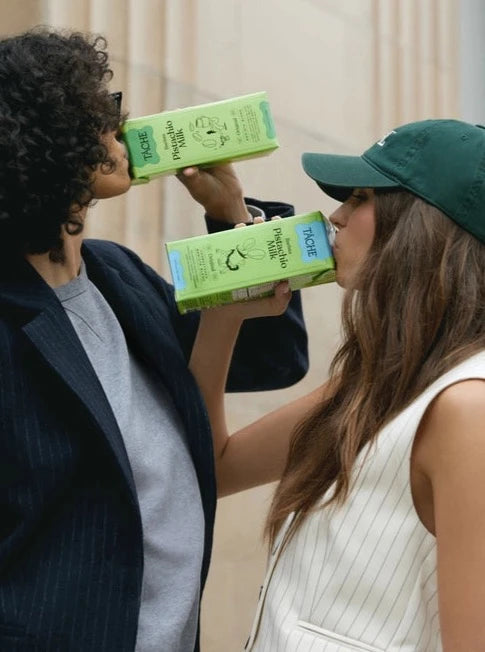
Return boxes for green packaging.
[166,212,336,313]
[121,92,278,182]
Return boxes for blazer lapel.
[22,308,138,501]
[0,259,138,502]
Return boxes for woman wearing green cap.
[190,119,485,651]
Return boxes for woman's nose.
[329,204,345,228]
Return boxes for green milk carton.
[121,92,278,182]
[165,212,336,313]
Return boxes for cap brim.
[301,152,399,201]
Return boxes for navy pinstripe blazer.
[0,202,308,651]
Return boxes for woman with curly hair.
[190,120,485,651]
[0,28,307,651]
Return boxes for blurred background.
[2,1,484,649]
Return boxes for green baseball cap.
[302,119,485,243]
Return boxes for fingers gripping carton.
[121,92,278,182]
[166,212,336,313]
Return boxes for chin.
[334,269,347,289]
[96,179,132,199]
[118,178,133,195]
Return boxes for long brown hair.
[266,189,485,544]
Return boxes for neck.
[25,218,86,288]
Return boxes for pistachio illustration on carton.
[217,237,266,273]
[190,115,230,149]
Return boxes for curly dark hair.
[0,27,122,258]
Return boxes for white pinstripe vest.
[246,351,485,651]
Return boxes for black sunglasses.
[110,91,122,120]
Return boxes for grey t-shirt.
[54,262,205,652]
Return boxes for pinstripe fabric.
[0,235,307,652]
[246,352,485,652]
[0,242,203,651]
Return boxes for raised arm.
[189,289,325,496]
[176,164,309,391]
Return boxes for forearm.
[189,282,299,494]
[189,309,242,459]
[190,314,327,496]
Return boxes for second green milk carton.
[165,212,336,313]
[121,92,278,182]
